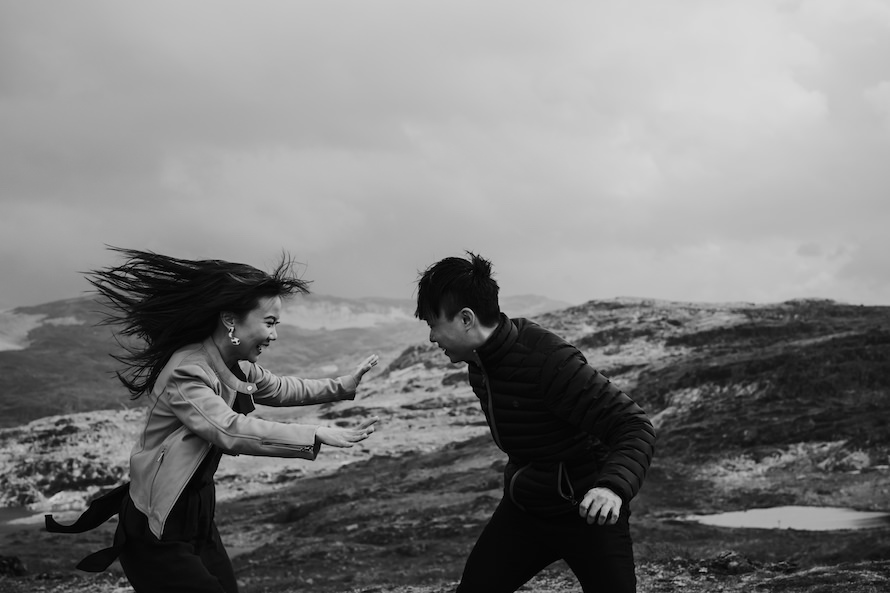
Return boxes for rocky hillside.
[536,298,890,461]
[2,297,890,592]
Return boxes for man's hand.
[352,354,379,384]
[316,417,379,448]
[579,487,622,525]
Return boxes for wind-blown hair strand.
[86,247,310,399]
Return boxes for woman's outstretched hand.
[352,354,379,384]
[315,417,379,448]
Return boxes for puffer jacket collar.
[474,313,519,366]
[200,337,259,396]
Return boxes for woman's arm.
[166,363,322,458]
[249,354,379,406]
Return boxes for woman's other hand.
[352,354,379,384]
[315,417,379,448]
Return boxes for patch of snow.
[0,311,45,351]
[44,316,84,326]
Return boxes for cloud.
[863,81,890,133]
[1,0,889,309]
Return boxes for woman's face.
[233,295,283,363]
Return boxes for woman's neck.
[211,330,239,368]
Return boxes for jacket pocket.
[507,461,577,517]
[506,458,604,517]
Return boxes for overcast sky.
[2,0,889,311]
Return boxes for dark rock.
[0,555,27,577]
[441,372,467,386]
[700,550,757,575]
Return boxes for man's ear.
[459,307,477,331]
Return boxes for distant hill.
[0,297,124,426]
[282,293,573,329]
[0,292,571,428]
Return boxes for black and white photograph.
[1,1,889,591]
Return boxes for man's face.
[426,309,474,364]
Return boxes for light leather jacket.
[129,338,359,538]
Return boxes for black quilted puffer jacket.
[467,314,656,516]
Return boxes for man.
[415,252,656,593]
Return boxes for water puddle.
[686,505,890,531]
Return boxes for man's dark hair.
[415,251,500,326]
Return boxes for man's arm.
[543,345,657,508]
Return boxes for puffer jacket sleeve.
[167,364,321,458]
[542,345,656,503]
[245,363,359,406]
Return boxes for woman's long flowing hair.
[86,246,310,399]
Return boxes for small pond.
[686,505,890,531]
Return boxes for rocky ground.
[2,298,890,592]
[3,393,889,592]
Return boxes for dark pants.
[118,480,238,593]
[456,496,637,593]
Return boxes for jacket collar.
[474,313,518,366]
[201,337,259,395]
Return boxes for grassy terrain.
[2,296,890,591]
[3,434,889,592]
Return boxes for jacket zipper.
[147,446,167,508]
[476,350,526,510]
[474,348,577,511]
[473,352,504,451]
[159,447,210,536]
[261,440,314,452]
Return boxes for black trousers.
[456,496,637,593]
[118,480,238,593]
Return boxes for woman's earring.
[228,325,241,346]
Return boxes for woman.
[46,247,380,593]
